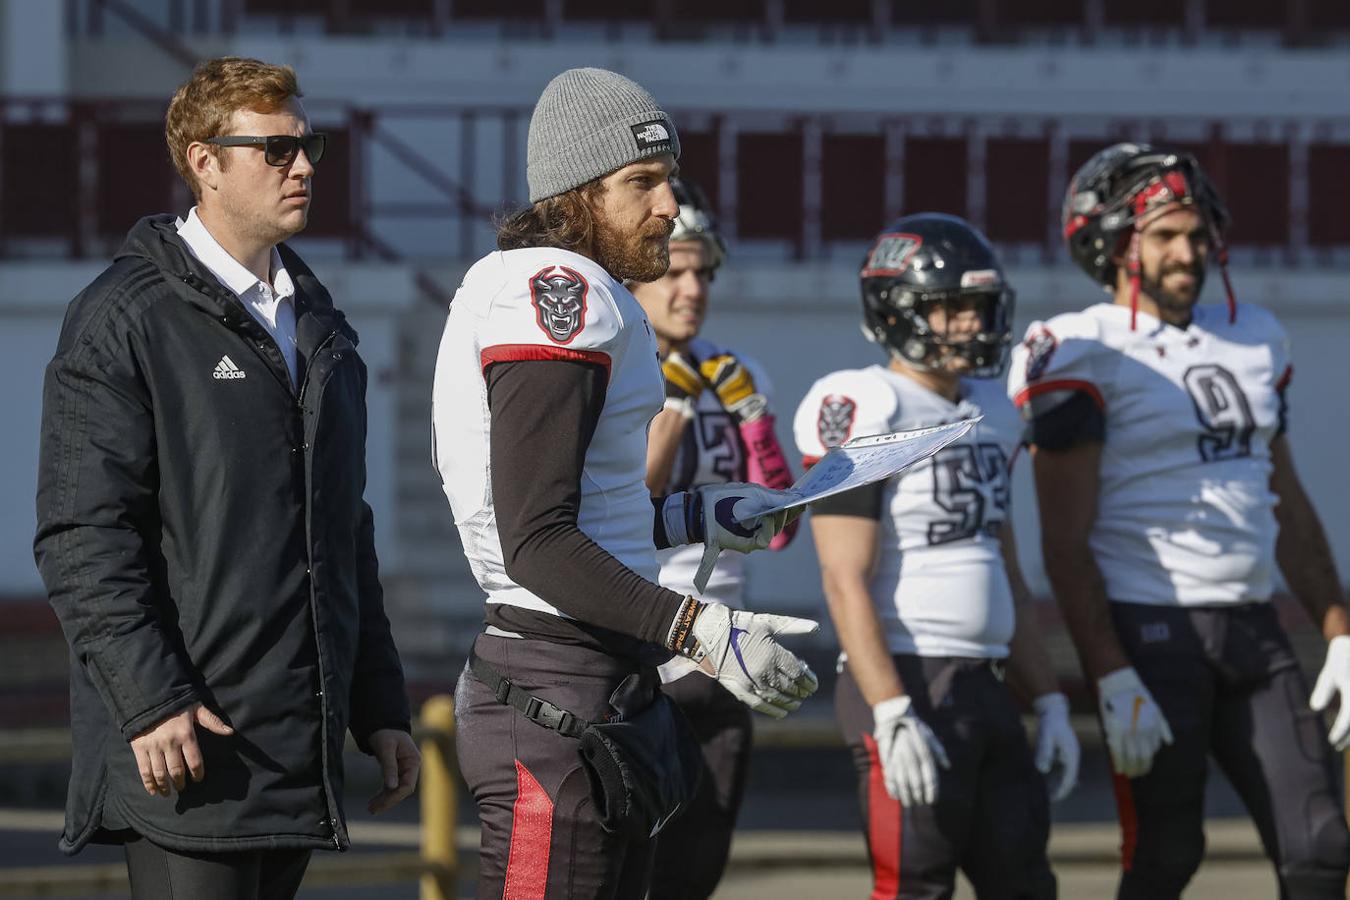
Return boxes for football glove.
[667,598,818,718]
[662,349,703,418]
[872,695,950,807]
[1310,635,1350,750]
[692,483,791,592]
[1032,692,1080,802]
[1097,667,1173,778]
[700,353,769,423]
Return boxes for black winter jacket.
[34,215,410,855]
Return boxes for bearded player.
[1009,143,1350,898]
[798,213,1079,899]
[432,69,817,898]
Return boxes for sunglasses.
[204,133,327,167]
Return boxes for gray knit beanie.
[526,67,680,203]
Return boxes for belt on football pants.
[468,648,588,738]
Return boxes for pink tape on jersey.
[739,415,798,550]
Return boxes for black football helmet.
[669,176,726,276]
[1063,142,1235,325]
[859,213,1015,379]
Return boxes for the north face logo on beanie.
[631,121,672,151]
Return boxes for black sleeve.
[487,359,686,646]
[33,313,200,740]
[1024,390,1106,451]
[810,481,886,520]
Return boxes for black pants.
[456,633,657,900]
[837,655,1056,900]
[123,835,310,900]
[1109,602,1350,900]
[648,671,754,900]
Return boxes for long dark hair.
[496,180,605,254]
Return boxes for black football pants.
[837,655,1056,900]
[455,633,656,900]
[648,671,754,900]
[1108,602,1350,900]
[123,835,310,900]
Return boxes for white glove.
[1310,635,1350,750]
[692,483,793,592]
[1097,667,1173,778]
[1032,692,1080,802]
[872,695,951,807]
[673,600,819,718]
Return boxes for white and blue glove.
[1097,667,1173,778]
[872,695,951,807]
[658,483,794,592]
[1032,692,1080,802]
[669,599,818,718]
[1310,635,1350,750]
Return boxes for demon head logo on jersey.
[817,394,857,449]
[1023,327,1058,382]
[529,265,589,345]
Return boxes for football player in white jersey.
[431,69,818,899]
[797,214,1079,900]
[1010,143,1350,899]
[629,177,800,900]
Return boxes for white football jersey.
[1008,301,1291,608]
[794,366,1022,658]
[431,248,664,620]
[653,336,775,605]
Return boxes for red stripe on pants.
[863,733,902,899]
[504,759,553,900]
[1111,772,1138,872]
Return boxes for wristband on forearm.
[739,415,793,490]
[666,596,705,654]
[656,491,706,548]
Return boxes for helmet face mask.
[669,176,725,278]
[1063,143,1229,290]
[860,215,1015,379]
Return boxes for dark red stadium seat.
[1204,0,1286,29]
[303,127,352,238]
[675,130,721,210]
[673,0,764,24]
[1103,0,1184,27]
[821,134,884,240]
[1,122,79,239]
[902,136,968,220]
[994,0,1083,28]
[1306,144,1350,246]
[1217,143,1288,246]
[452,0,546,20]
[984,136,1050,243]
[782,0,872,25]
[736,131,803,240]
[96,122,176,239]
[1307,0,1350,29]
[892,0,977,26]
[564,0,655,22]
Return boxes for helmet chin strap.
[1211,224,1238,324]
[1126,230,1142,332]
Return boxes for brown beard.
[592,213,673,283]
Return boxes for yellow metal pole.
[420,695,458,900]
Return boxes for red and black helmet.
[1062,143,1235,327]
[859,212,1015,378]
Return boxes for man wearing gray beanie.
[431,67,820,898]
